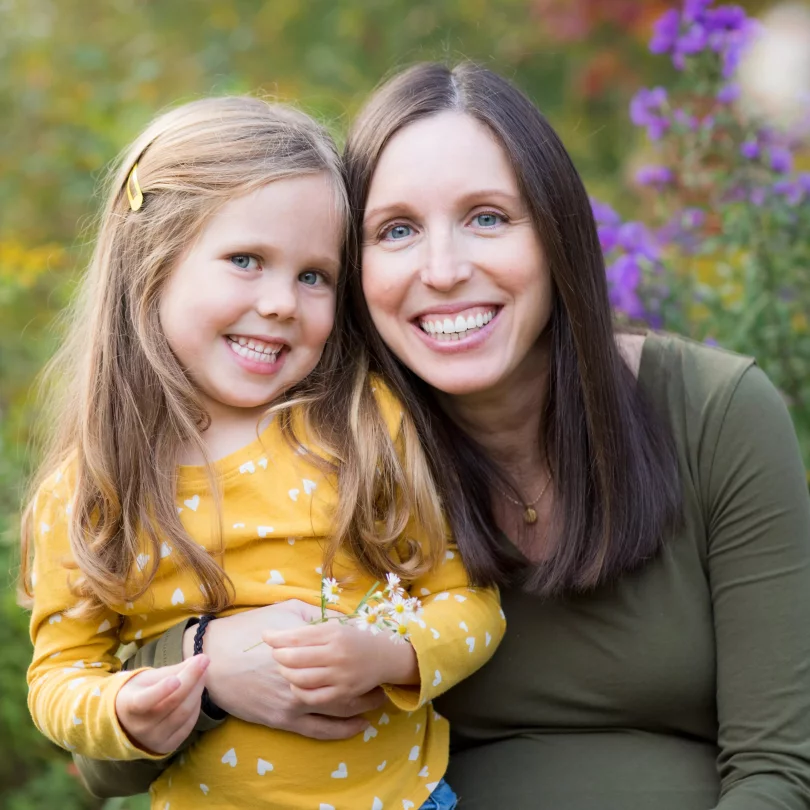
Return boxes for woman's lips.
[412,307,502,350]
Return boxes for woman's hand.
[188,601,386,740]
[115,654,209,754]
[264,621,419,708]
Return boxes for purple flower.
[650,9,681,54]
[681,208,706,229]
[635,165,675,187]
[630,87,670,140]
[769,147,793,174]
[716,83,740,104]
[607,254,647,320]
[597,225,619,254]
[683,0,713,23]
[673,109,699,130]
[740,139,760,160]
[749,187,768,206]
[704,337,719,347]
[590,198,621,227]
[677,23,709,55]
[704,5,747,31]
[773,179,805,206]
[617,222,660,261]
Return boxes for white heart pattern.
[97,619,112,633]
[363,725,378,742]
[136,553,149,571]
[379,712,389,725]
[403,801,415,809]
[266,570,285,585]
[288,488,300,501]
[160,542,172,558]
[459,621,469,632]
[303,478,317,495]
[258,457,268,469]
[171,588,185,606]
[72,714,82,725]
[184,494,200,511]
[432,670,442,687]
[320,805,336,810]
[486,631,492,647]
[91,686,101,697]
[200,784,209,795]
[466,637,476,652]
[287,537,296,545]
[221,747,237,767]
[372,799,383,810]
[420,588,431,596]
[454,595,467,602]
[418,766,429,777]
[377,760,387,771]
[40,522,50,534]
[433,592,449,601]
[135,630,143,640]
[49,613,62,624]
[233,522,245,529]
[445,550,455,560]
[239,461,256,474]
[257,758,273,775]
[331,762,348,778]
[430,628,440,639]
[257,526,274,537]
[408,745,420,761]
[426,782,440,792]
[68,677,86,690]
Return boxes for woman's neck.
[438,339,550,476]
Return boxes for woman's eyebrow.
[365,188,521,224]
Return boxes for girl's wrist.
[380,639,419,686]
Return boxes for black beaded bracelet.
[188,615,228,721]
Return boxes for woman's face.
[361,111,553,399]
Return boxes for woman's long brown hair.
[343,63,682,595]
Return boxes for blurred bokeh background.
[1,1,807,807]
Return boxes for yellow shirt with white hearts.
[27,393,506,810]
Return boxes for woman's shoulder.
[639,331,757,411]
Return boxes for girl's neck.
[178,400,272,465]
[438,337,550,477]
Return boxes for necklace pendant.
[523,506,538,524]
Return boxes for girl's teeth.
[228,337,280,363]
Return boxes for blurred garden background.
[1,0,808,807]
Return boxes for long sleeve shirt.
[28,383,505,810]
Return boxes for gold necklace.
[493,474,551,524]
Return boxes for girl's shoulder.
[368,374,407,442]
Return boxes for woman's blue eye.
[299,270,322,286]
[386,224,412,241]
[230,254,258,270]
[474,213,501,227]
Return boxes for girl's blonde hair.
[20,95,446,616]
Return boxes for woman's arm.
[73,602,385,798]
[707,366,810,808]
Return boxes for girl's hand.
[264,621,419,707]
[192,601,386,740]
[115,654,209,755]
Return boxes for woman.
[75,63,810,809]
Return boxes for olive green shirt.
[74,334,810,808]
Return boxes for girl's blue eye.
[385,224,412,241]
[474,213,501,227]
[230,254,259,270]
[299,270,322,286]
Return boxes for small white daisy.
[389,617,412,644]
[355,605,385,635]
[321,577,341,604]
[384,572,401,594]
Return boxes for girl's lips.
[412,308,501,353]
[224,336,287,375]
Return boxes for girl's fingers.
[152,677,207,747]
[149,656,209,717]
[128,675,181,715]
[277,664,333,690]
[263,624,331,649]
[272,645,331,669]
[288,683,342,708]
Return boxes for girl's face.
[361,112,553,400]
[160,173,342,423]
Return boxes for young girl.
[22,96,505,810]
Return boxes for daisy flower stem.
[350,580,381,617]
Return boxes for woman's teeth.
[419,310,495,341]
[227,336,281,363]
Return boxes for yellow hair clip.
[126,163,144,212]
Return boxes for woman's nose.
[419,232,472,291]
